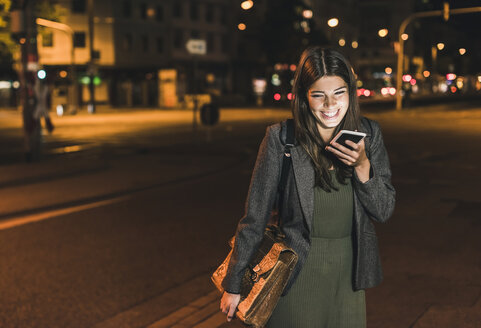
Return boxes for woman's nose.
[323,96,336,108]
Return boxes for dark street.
[0,103,480,327]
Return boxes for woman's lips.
[320,109,340,120]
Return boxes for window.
[42,32,53,47]
[140,3,147,19]
[72,0,86,13]
[122,34,133,51]
[205,4,214,22]
[156,37,163,53]
[122,0,132,18]
[156,5,163,21]
[190,2,199,21]
[207,33,215,53]
[141,35,149,52]
[174,29,183,48]
[173,2,182,17]
[73,32,86,48]
[221,35,229,53]
[191,30,200,39]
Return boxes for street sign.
[186,39,207,55]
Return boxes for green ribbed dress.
[266,170,366,328]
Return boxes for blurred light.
[0,81,12,89]
[385,67,392,75]
[271,74,281,86]
[238,23,246,31]
[478,76,481,83]
[351,41,358,49]
[274,63,282,71]
[439,82,448,93]
[450,86,457,93]
[412,85,419,93]
[401,33,409,41]
[456,80,463,89]
[37,70,47,79]
[274,93,281,101]
[378,29,388,38]
[338,38,346,47]
[381,88,389,96]
[206,73,215,83]
[410,79,416,86]
[437,43,445,50]
[252,78,267,95]
[290,64,296,71]
[290,79,294,86]
[287,93,293,100]
[402,74,412,82]
[423,70,431,78]
[389,87,396,95]
[363,89,371,97]
[93,76,101,86]
[446,73,456,81]
[81,76,90,84]
[56,104,64,116]
[147,7,155,18]
[357,89,364,97]
[59,70,68,78]
[241,0,253,10]
[13,81,20,88]
[459,48,466,55]
[327,18,339,27]
[19,38,26,44]
[356,80,363,88]
[303,10,313,19]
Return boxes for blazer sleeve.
[352,119,396,223]
[221,124,282,293]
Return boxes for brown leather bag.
[211,225,298,328]
[211,119,298,327]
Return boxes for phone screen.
[330,131,366,150]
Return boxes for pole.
[396,6,481,110]
[87,0,95,113]
[35,18,77,114]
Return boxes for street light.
[327,18,339,27]
[303,10,313,19]
[401,33,409,41]
[459,48,466,55]
[378,28,388,37]
[338,38,346,47]
[351,41,358,49]
[238,23,246,31]
[241,0,253,10]
[437,42,445,50]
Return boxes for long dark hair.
[292,47,361,191]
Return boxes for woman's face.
[307,75,349,131]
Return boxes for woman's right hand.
[220,291,241,322]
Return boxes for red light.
[287,93,293,100]
[446,73,457,81]
[363,89,371,97]
[274,93,281,101]
[290,64,296,72]
[410,79,416,86]
[450,86,457,93]
[402,74,412,82]
[357,89,364,97]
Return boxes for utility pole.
[396,6,481,110]
[11,0,41,161]
[87,0,96,113]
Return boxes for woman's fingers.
[326,144,357,164]
[227,304,236,321]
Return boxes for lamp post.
[36,18,77,114]
[395,6,481,110]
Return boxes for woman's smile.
[319,109,340,119]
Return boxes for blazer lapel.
[290,146,315,231]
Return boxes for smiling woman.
[219,47,395,328]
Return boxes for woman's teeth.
[322,110,338,118]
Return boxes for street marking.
[0,197,129,231]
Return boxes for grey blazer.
[222,117,396,295]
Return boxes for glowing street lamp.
[459,48,466,55]
[238,23,246,31]
[437,43,445,50]
[303,10,313,19]
[351,41,358,49]
[378,29,388,38]
[327,18,339,28]
[338,38,346,47]
[241,0,253,10]
[385,67,393,75]
[401,33,409,41]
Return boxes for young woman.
[219,47,395,327]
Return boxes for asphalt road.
[0,102,480,327]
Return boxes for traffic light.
[443,2,450,21]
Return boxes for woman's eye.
[311,94,324,98]
[335,91,345,95]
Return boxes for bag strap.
[277,119,295,210]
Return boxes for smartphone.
[330,130,367,150]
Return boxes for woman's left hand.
[326,139,371,182]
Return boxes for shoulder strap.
[277,119,294,207]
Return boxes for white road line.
[0,196,129,231]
